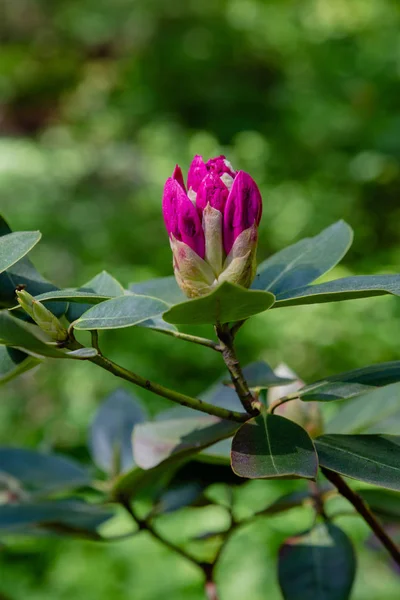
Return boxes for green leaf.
[298,381,374,402]
[357,488,400,522]
[0,231,42,275]
[133,415,239,470]
[89,389,147,475]
[326,382,400,434]
[0,310,94,360]
[73,294,169,330]
[0,447,90,493]
[0,345,39,384]
[137,316,178,333]
[231,413,318,479]
[241,361,295,390]
[163,282,275,325]
[129,276,185,306]
[274,274,400,308]
[323,361,400,387]
[278,522,356,600]
[0,500,112,538]
[66,271,125,322]
[253,221,353,294]
[316,434,400,490]
[0,215,64,317]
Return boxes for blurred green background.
[1,0,400,598]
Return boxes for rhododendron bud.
[16,289,69,343]
[268,365,324,439]
[162,155,263,298]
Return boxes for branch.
[321,468,400,567]
[153,327,222,352]
[215,324,260,416]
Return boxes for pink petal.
[172,164,186,192]
[206,155,236,178]
[223,171,262,255]
[196,172,229,215]
[187,155,207,193]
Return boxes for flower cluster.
[162,155,262,298]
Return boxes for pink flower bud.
[187,155,208,194]
[162,178,205,258]
[223,171,262,255]
[196,172,229,215]
[162,156,263,298]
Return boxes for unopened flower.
[268,364,324,438]
[162,155,262,298]
[16,289,69,343]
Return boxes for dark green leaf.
[163,282,275,325]
[0,500,112,538]
[0,447,90,493]
[231,413,318,479]
[0,215,65,317]
[129,276,185,306]
[298,381,374,402]
[316,434,400,490]
[241,361,295,390]
[0,231,42,274]
[0,345,39,384]
[73,294,169,330]
[137,316,178,333]
[133,415,239,470]
[66,271,125,322]
[151,482,203,516]
[274,274,400,308]
[324,361,400,387]
[326,382,400,434]
[253,221,353,294]
[89,389,147,475]
[278,522,356,600]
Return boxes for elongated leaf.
[129,276,185,306]
[0,231,42,274]
[326,382,400,434]
[67,271,125,322]
[0,310,93,360]
[231,414,318,479]
[0,447,90,493]
[324,361,400,387]
[164,282,275,325]
[253,221,353,294]
[241,361,295,390]
[278,523,356,600]
[274,274,400,308]
[0,345,39,384]
[316,434,400,490]
[0,500,112,538]
[137,316,178,333]
[133,415,239,470]
[73,294,169,330]
[89,389,147,475]
[298,381,374,402]
[0,215,64,317]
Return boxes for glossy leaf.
[137,316,178,333]
[0,345,39,384]
[0,215,64,317]
[274,274,400,308]
[89,389,147,475]
[133,415,239,470]
[324,361,400,387]
[231,413,318,479]
[129,276,185,306]
[0,447,90,493]
[0,231,42,274]
[66,271,125,322]
[253,221,353,294]
[298,381,374,402]
[278,522,356,600]
[0,500,112,538]
[316,434,400,490]
[163,282,275,325]
[326,382,400,434]
[73,294,169,330]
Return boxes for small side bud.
[16,290,69,342]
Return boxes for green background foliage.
[1,0,400,597]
